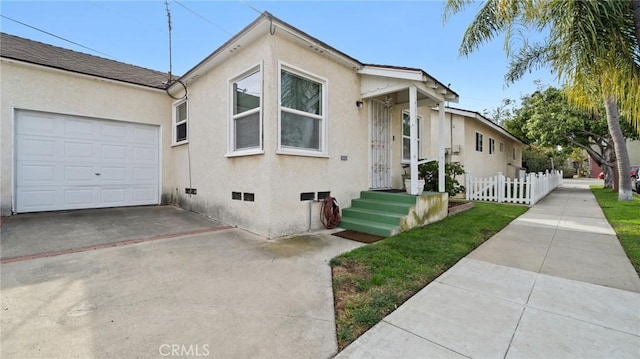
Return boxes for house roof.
[170,12,458,101]
[0,32,170,89]
[446,106,524,144]
[1,13,457,100]
[361,64,460,100]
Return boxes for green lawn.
[590,186,640,274]
[330,202,528,350]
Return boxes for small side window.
[475,132,483,152]
[173,100,188,145]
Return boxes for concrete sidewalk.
[337,181,640,358]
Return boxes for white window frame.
[172,99,188,146]
[277,62,328,157]
[226,63,263,157]
[475,132,483,152]
[401,110,422,163]
[489,138,495,155]
[513,147,517,160]
[500,142,504,152]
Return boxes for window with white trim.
[230,66,262,153]
[279,66,326,154]
[513,147,517,160]
[489,138,495,154]
[173,99,188,145]
[475,132,483,152]
[402,111,422,162]
[500,142,504,152]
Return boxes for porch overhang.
[359,65,458,195]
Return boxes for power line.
[0,14,115,59]
[84,0,157,32]
[172,0,233,36]
[237,0,262,15]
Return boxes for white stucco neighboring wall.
[168,31,368,238]
[0,60,172,216]
[628,139,640,165]
[454,112,523,179]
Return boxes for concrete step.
[360,190,417,204]
[350,198,413,215]
[338,217,396,237]
[341,207,404,226]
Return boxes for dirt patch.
[263,235,329,257]
[448,201,474,216]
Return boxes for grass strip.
[330,202,528,350]
[590,186,640,274]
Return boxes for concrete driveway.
[0,207,362,358]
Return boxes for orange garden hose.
[320,196,341,229]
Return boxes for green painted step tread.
[342,207,405,218]
[341,207,404,226]
[339,217,396,230]
[359,191,418,204]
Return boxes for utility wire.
[237,0,262,15]
[84,0,157,31]
[0,14,115,58]
[172,0,233,35]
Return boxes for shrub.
[562,167,576,178]
[418,162,465,197]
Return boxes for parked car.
[631,165,640,193]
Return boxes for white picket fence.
[465,170,563,205]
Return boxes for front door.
[370,99,391,189]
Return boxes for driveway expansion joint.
[1,225,233,264]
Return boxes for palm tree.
[445,0,639,200]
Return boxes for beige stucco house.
[436,107,524,181]
[1,12,521,238]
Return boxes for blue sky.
[0,0,558,114]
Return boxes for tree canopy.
[444,0,639,200]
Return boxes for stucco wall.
[628,139,640,165]
[453,113,522,179]
[387,108,523,190]
[169,32,369,238]
[0,60,172,216]
[388,105,434,189]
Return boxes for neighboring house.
[587,139,639,178]
[434,107,524,182]
[0,33,172,216]
[627,139,640,165]
[3,12,522,238]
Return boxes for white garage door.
[15,110,160,212]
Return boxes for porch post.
[438,101,445,193]
[409,86,418,195]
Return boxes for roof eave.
[359,64,459,102]
[170,12,363,93]
[446,106,524,144]
[1,56,167,91]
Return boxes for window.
[475,132,483,152]
[229,66,262,154]
[513,147,517,160]
[173,100,187,145]
[402,111,422,162]
[279,65,326,154]
[500,142,504,152]
[489,138,495,154]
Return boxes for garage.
[15,110,160,212]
